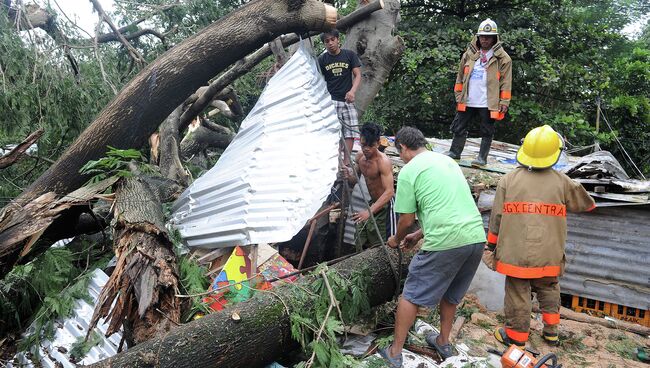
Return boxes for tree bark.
[88,246,409,368]
[343,0,404,117]
[179,119,234,160]
[88,176,181,345]
[0,128,44,169]
[157,106,190,186]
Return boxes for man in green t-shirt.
[379,127,486,367]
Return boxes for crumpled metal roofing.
[9,269,123,368]
[171,44,340,248]
[344,177,371,245]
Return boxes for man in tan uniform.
[485,125,595,346]
[446,18,512,167]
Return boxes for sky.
[50,0,115,34]
[50,0,647,39]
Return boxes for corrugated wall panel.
[562,206,650,310]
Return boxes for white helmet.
[477,18,498,35]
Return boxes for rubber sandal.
[425,333,455,360]
[378,346,402,368]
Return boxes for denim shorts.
[402,242,483,307]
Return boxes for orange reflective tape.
[487,231,498,244]
[502,202,566,217]
[457,103,466,112]
[490,111,505,120]
[505,328,529,342]
[586,203,596,212]
[543,313,561,325]
[496,261,561,278]
[500,90,511,99]
[497,71,501,80]
[454,83,464,92]
[464,66,469,74]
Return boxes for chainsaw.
[488,344,562,368]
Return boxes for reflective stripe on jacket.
[488,167,595,278]
[454,35,512,120]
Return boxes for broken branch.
[0,128,44,170]
[335,0,384,31]
[177,32,314,132]
[89,0,146,66]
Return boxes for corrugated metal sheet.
[171,44,340,249]
[343,177,371,245]
[9,269,123,368]
[562,205,650,310]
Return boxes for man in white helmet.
[446,18,512,167]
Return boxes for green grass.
[605,332,637,360]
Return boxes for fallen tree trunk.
[89,246,410,368]
[343,0,404,117]
[559,306,650,336]
[0,0,337,277]
[88,176,182,346]
[336,0,385,31]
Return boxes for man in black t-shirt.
[318,30,362,165]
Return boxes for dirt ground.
[455,295,649,367]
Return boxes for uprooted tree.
[0,0,338,277]
[0,0,404,360]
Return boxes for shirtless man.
[346,123,395,249]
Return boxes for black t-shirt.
[318,49,362,102]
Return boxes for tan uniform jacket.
[454,35,512,120]
[487,167,595,278]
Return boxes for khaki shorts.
[403,243,483,307]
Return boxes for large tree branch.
[89,0,146,66]
[96,27,165,43]
[176,33,309,132]
[158,106,191,186]
[0,129,44,170]
[335,0,384,31]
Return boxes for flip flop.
[425,333,454,360]
[378,346,402,368]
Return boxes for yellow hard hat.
[477,18,498,35]
[516,125,562,169]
